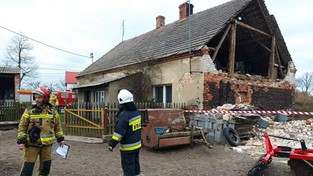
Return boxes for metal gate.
[63,108,107,138]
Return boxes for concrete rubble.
[207,103,313,155]
[236,118,313,154]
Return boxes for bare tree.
[22,79,66,92]
[41,80,66,92]
[296,72,313,95]
[4,34,38,88]
[54,79,66,91]
[23,79,42,90]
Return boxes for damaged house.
[75,0,295,110]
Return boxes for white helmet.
[117,89,134,104]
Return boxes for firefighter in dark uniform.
[17,86,65,176]
[108,89,142,176]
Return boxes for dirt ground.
[0,129,295,176]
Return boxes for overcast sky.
[0,0,312,85]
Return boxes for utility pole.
[122,20,125,42]
[90,53,94,63]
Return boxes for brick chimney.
[156,15,165,29]
[179,2,194,20]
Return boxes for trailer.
[141,109,208,149]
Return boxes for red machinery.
[18,90,77,107]
[248,132,313,176]
[53,91,77,107]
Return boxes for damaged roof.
[78,0,291,77]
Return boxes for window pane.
[155,87,163,103]
[95,91,105,103]
[166,86,172,103]
[61,93,69,98]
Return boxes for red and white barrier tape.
[183,109,313,116]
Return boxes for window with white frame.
[154,85,172,103]
[95,91,105,102]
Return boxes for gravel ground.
[0,129,295,176]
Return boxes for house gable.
[207,0,291,79]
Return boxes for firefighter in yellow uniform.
[17,86,65,176]
[49,93,59,107]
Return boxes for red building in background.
[65,71,79,91]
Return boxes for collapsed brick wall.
[203,73,294,110]
[204,81,236,109]
[251,86,293,110]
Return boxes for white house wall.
[78,53,217,105]
[147,55,215,106]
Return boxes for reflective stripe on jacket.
[17,104,64,146]
[111,110,142,152]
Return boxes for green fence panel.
[0,102,22,122]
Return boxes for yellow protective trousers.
[19,145,52,176]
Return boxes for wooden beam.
[229,22,237,76]
[256,0,273,35]
[268,35,276,79]
[236,20,271,38]
[275,45,287,66]
[256,40,271,52]
[275,46,284,77]
[212,24,231,62]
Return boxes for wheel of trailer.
[223,127,240,146]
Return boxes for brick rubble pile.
[234,118,313,155]
[214,103,313,154]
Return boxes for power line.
[0,25,91,58]
[40,73,65,75]
[37,67,80,71]
[38,63,84,69]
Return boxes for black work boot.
[20,162,35,176]
[38,160,51,176]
